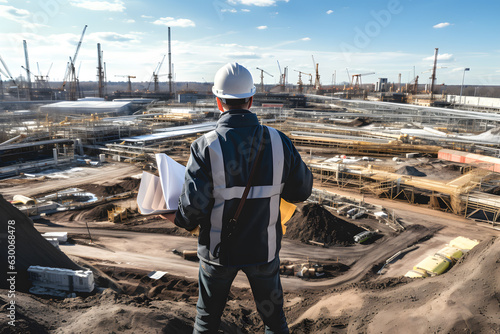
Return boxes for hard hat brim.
[212,86,256,99]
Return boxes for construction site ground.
[1,161,499,333]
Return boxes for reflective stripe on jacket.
[175,109,313,266]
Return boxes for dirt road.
[0,163,142,200]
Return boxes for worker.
[169,62,312,333]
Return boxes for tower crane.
[256,67,273,93]
[115,75,136,93]
[277,60,288,90]
[62,25,87,100]
[293,70,312,93]
[312,55,321,90]
[351,72,375,89]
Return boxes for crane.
[293,70,312,93]
[115,75,136,93]
[62,25,87,100]
[23,40,32,100]
[97,43,105,98]
[256,67,273,93]
[312,55,321,89]
[0,54,17,86]
[277,60,288,89]
[422,49,447,98]
[148,55,166,92]
[351,72,375,89]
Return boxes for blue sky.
[0,0,499,87]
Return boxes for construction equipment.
[62,25,87,100]
[115,75,136,93]
[23,40,32,100]
[107,206,128,223]
[147,55,166,92]
[277,60,288,91]
[168,27,173,94]
[312,55,321,90]
[293,70,312,93]
[97,43,105,97]
[429,47,438,100]
[351,72,375,90]
[256,67,273,93]
[0,54,17,86]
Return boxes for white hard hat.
[212,63,256,99]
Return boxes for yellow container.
[435,246,463,262]
[414,255,450,276]
[449,236,479,251]
[404,268,429,278]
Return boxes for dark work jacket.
[175,109,312,266]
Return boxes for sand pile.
[396,165,426,177]
[73,203,115,221]
[285,203,364,245]
[0,194,81,291]
[79,177,140,197]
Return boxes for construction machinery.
[277,60,288,91]
[23,40,32,100]
[351,72,375,90]
[294,70,312,93]
[97,43,105,98]
[148,55,166,93]
[312,55,321,90]
[115,75,136,93]
[62,25,87,100]
[256,67,273,93]
[0,54,17,87]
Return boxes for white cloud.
[141,15,153,19]
[326,9,333,14]
[221,8,237,13]
[222,51,261,59]
[125,19,135,23]
[0,5,32,25]
[423,53,454,61]
[257,25,267,30]
[433,22,451,29]
[153,17,195,28]
[88,31,142,45]
[0,0,8,3]
[241,9,250,12]
[301,37,311,41]
[69,0,125,12]
[228,0,288,7]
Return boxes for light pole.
[459,67,470,105]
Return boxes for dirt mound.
[285,203,365,245]
[290,236,500,333]
[79,177,141,197]
[396,165,426,177]
[83,203,116,221]
[0,194,81,291]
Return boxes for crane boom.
[72,25,87,67]
[0,54,17,85]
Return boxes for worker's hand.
[188,225,200,237]
[159,212,176,222]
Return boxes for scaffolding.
[310,162,500,225]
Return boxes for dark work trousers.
[193,256,289,334]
